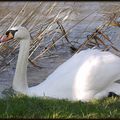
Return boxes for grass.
[0,95,120,119]
[0,3,120,119]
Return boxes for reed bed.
[0,2,120,74]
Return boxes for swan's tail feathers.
[107,83,120,96]
[108,92,119,97]
[94,83,120,100]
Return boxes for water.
[0,2,120,97]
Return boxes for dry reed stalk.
[7,2,28,30]
[19,3,42,27]
[28,8,68,58]
[76,13,118,53]
[0,12,12,25]
[44,2,57,16]
[31,11,97,62]
[0,3,120,73]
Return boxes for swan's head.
[1,26,30,42]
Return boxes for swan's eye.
[6,30,10,36]
[6,30,18,37]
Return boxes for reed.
[0,2,120,73]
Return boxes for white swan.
[2,26,120,102]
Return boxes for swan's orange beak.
[0,32,14,43]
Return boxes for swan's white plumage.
[6,26,120,102]
[29,49,120,101]
[73,49,120,101]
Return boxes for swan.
[1,26,120,102]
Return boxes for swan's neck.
[13,38,30,94]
